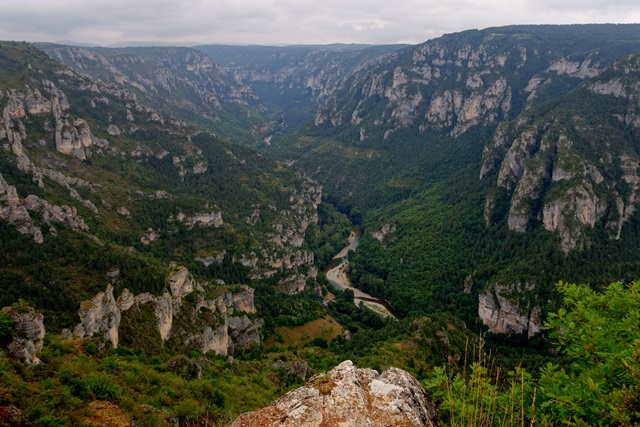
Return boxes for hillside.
[36,44,279,144]
[196,44,407,129]
[2,25,640,426]
[0,41,321,331]
[264,24,640,331]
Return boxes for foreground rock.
[1,305,46,366]
[0,405,29,427]
[231,360,440,427]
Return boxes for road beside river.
[324,227,396,319]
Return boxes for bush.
[307,337,328,349]
[86,373,122,401]
[33,416,67,427]
[174,398,201,422]
[0,311,14,344]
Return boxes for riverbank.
[324,227,396,319]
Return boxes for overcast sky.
[2,0,640,47]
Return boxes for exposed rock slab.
[231,360,440,427]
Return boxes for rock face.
[172,211,223,228]
[231,360,440,427]
[0,170,92,244]
[73,268,262,355]
[0,405,30,427]
[73,285,121,346]
[478,284,541,338]
[480,53,640,253]
[39,44,271,142]
[2,82,100,161]
[196,44,406,127]
[1,306,46,366]
[310,28,617,143]
[370,223,397,245]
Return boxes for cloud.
[1,0,639,46]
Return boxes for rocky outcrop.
[480,74,640,251]
[171,211,223,228]
[478,284,541,338]
[1,82,103,161]
[73,285,121,346]
[55,118,99,160]
[0,405,30,427]
[425,77,512,137]
[72,268,262,355]
[231,360,440,427]
[542,182,604,252]
[227,315,262,354]
[587,53,640,128]
[546,56,602,79]
[370,223,397,245]
[0,171,90,244]
[1,306,46,366]
[0,172,43,243]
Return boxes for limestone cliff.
[481,53,640,253]
[1,306,46,366]
[478,284,541,338]
[1,83,103,161]
[309,26,640,146]
[38,44,273,143]
[315,39,515,140]
[196,44,406,128]
[73,268,262,355]
[231,360,440,427]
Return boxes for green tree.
[538,281,640,426]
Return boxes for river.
[324,226,396,319]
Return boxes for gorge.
[2,24,640,427]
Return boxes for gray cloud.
[1,0,639,46]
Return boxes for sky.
[1,0,640,47]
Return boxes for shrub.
[33,416,67,427]
[0,311,14,344]
[174,398,201,422]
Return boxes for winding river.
[324,226,396,319]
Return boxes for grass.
[427,339,538,427]
[264,315,343,348]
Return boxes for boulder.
[231,360,440,427]
[0,405,29,427]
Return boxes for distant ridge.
[53,39,100,47]
[107,40,202,48]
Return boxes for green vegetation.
[0,40,324,333]
[428,280,640,426]
[36,44,275,145]
[3,26,640,426]
[305,202,352,270]
[0,311,14,345]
